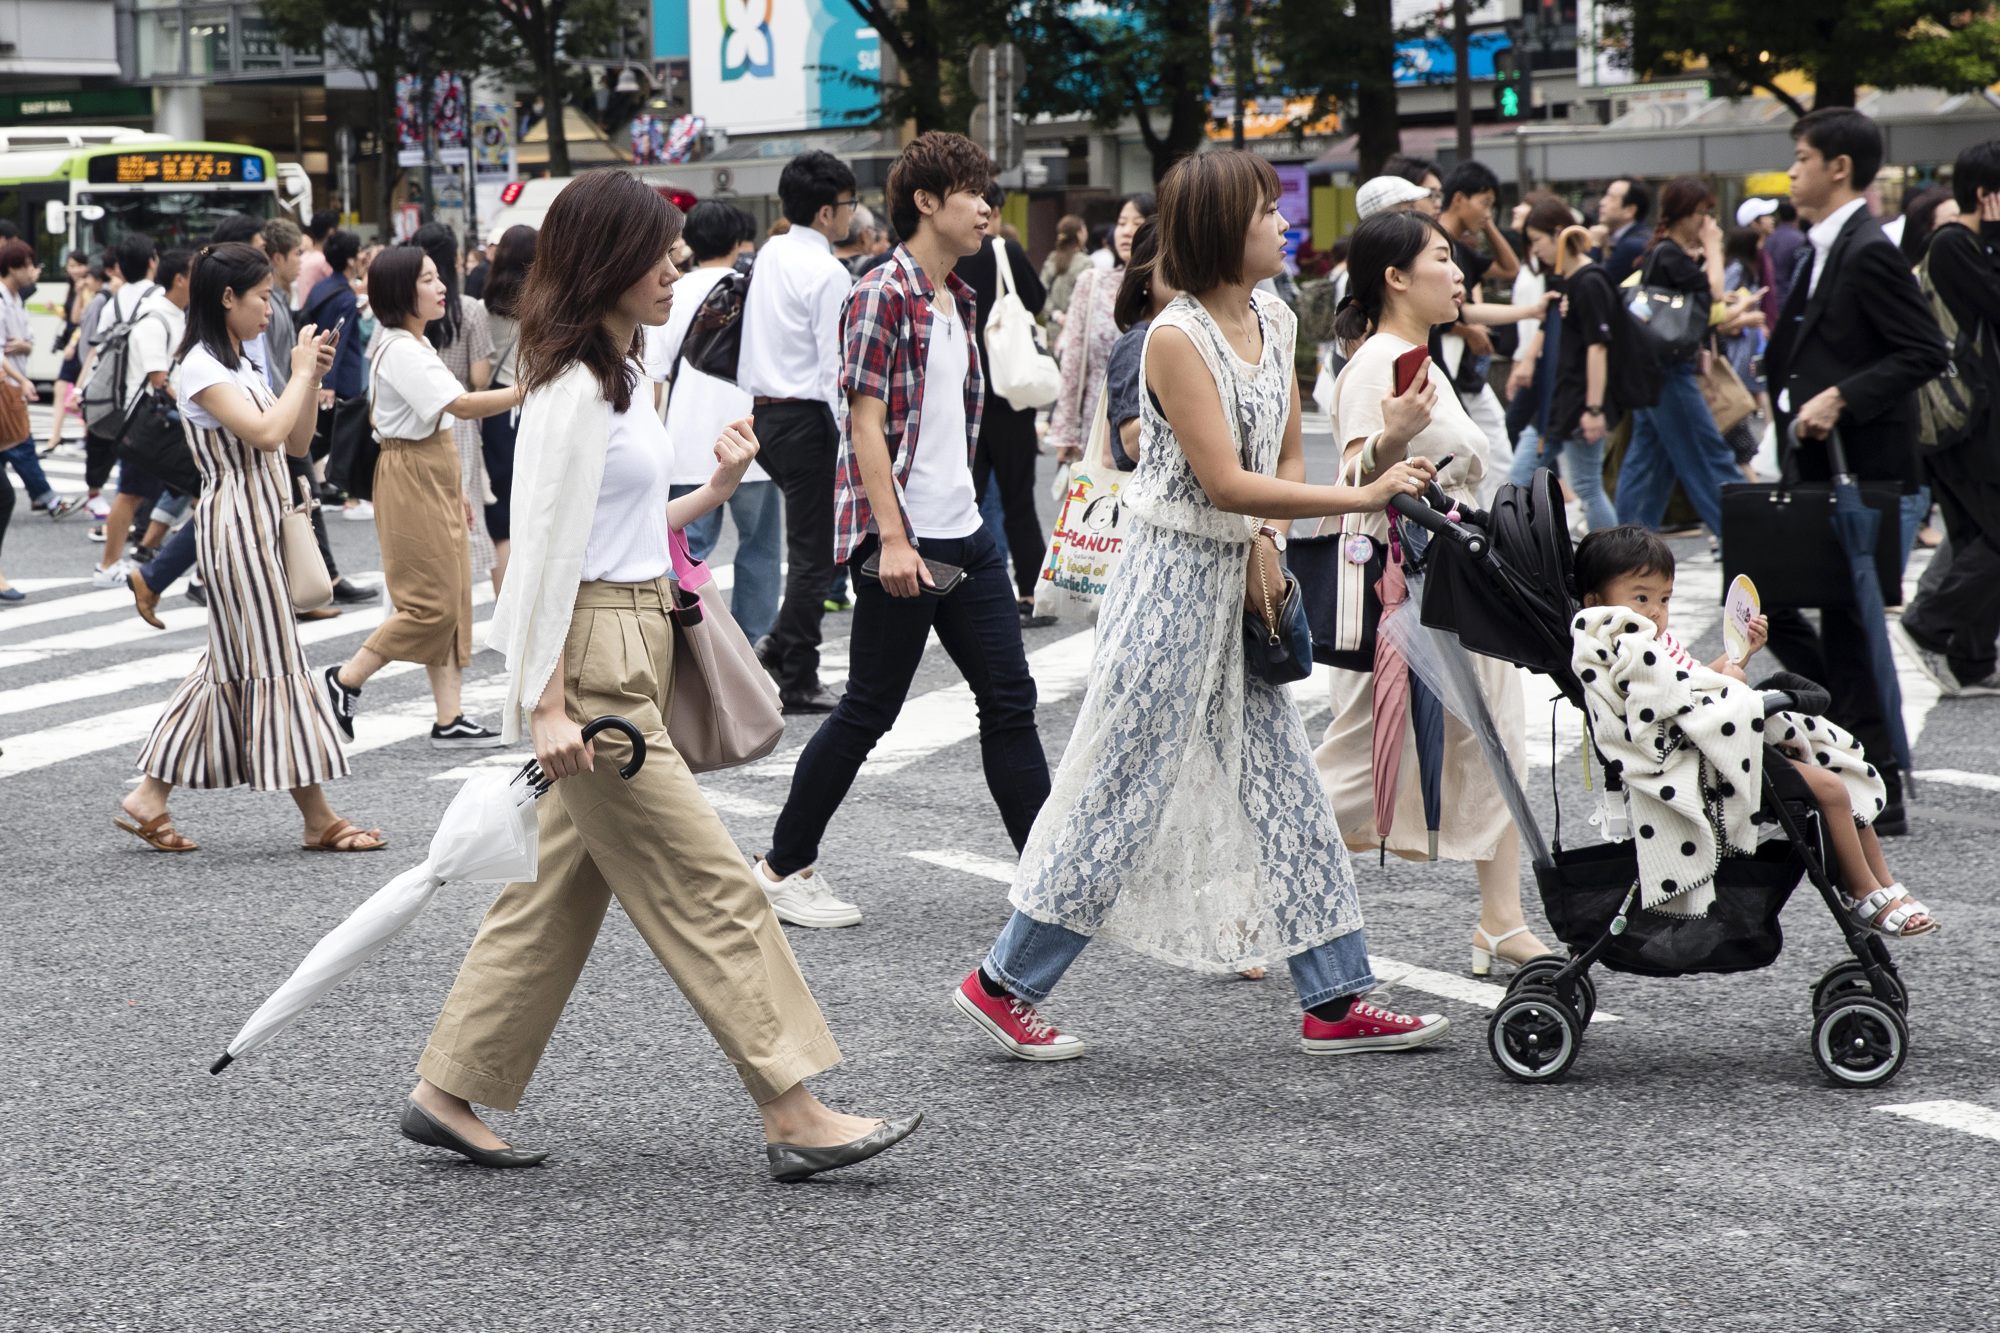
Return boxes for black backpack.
[1915,246,1989,453]
[78,284,157,441]
[678,260,753,385]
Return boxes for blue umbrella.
[1811,425,1914,777]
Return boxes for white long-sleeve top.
[737,225,848,408]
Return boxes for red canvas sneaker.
[953,971,1087,1061]
[1300,1001,1450,1054]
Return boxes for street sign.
[968,43,1024,170]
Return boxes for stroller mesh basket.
[1536,841,1801,978]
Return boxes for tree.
[831,0,978,135]
[1610,0,2000,115]
[479,0,630,177]
[262,0,496,224]
[1270,0,1401,179]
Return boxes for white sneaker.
[91,558,136,589]
[86,495,111,519]
[342,500,374,522]
[754,859,862,928]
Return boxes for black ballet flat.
[399,1097,549,1169]
[766,1112,923,1183]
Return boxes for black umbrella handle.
[581,715,647,780]
[516,715,648,796]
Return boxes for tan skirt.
[363,428,473,667]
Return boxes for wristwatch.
[1257,524,1287,552]
[1582,404,1605,416]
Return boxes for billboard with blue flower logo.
[690,0,881,134]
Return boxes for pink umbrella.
[1371,529,1411,846]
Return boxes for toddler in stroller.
[1572,526,1938,941]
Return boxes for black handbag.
[1719,431,1902,609]
[323,392,379,501]
[1244,553,1315,686]
[116,386,200,497]
[1291,528,1383,671]
[1627,246,1709,364]
[679,260,752,385]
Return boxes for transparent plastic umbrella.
[209,717,644,1074]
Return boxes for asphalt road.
[5,426,2000,1332]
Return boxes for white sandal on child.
[1843,884,1939,939]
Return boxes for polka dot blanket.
[1569,606,1885,917]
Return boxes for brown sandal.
[302,817,387,852]
[113,810,199,852]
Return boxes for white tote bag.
[984,239,1061,411]
[1031,387,1127,622]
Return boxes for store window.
[128,3,319,80]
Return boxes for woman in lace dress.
[1314,209,1548,976]
[412,223,498,584]
[952,151,1450,1061]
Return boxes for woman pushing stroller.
[1571,526,1938,939]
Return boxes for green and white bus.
[0,128,309,379]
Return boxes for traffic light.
[1493,45,1530,119]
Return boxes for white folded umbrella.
[211,719,644,1073]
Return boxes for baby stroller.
[1381,470,1909,1088]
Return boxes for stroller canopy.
[1418,469,1582,698]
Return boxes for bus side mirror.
[43,199,65,236]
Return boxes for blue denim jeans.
[977,472,1010,575]
[140,514,198,591]
[668,479,783,643]
[1615,359,1742,536]
[150,489,192,528]
[1509,424,1617,532]
[1900,485,1931,573]
[1,439,57,507]
[767,526,1050,875]
[984,909,1377,1010]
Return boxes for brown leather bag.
[0,383,30,449]
[665,526,785,772]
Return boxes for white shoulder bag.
[984,238,1061,411]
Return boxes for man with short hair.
[754,131,1051,929]
[1592,177,1652,286]
[739,149,860,713]
[0,240,82,521]
[1381,154,1444,217]
[294,208,338,308]
[1436,161,1522,500]
[1891,136,2000,699]
[101,247,190,596]
[1763,107,1948,835]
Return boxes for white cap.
[1357,175,1434,220]
[1736,197,1781,227]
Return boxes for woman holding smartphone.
[1315,208,1549,976]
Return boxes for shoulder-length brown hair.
[1156,150,1281,294]
[515,171,683,412]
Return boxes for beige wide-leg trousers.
[418,576,840,1109]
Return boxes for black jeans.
[767,527,1051,876]
[972,399,1045,600]
[480,409,518,541]
[1901,453,2000,685]
[752,399,839,695]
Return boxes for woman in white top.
[322,247,521,750]
[955,152,1448,1063]
[121,242,383,853]
[402,171,919,1181]
[1315,208,1549,974]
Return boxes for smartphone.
[1394,345,1430,397]
[326,315,348,344]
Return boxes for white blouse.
[580,365,675,584]
[368,327,465,439]
[180,342,271,429]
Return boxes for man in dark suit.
[1763,108,1949,834]
[1591,178,1652,286]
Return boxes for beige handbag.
[665,526,785,772]
[280,474,334,611]
[1698,341,1756,435]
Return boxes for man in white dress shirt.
[739,150,858,713]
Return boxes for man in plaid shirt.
[754,133,1052,919]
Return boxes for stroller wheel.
[1487,985,1583,1083]
[1812,960,1908,1018]
[1506,957,1597,1027]
[1811,996,1909,1087]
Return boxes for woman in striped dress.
[117,242,385,854]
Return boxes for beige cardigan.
[486,362,612,743]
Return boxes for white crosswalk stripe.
[1874,1100,2000,1145]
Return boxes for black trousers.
[972,398,1045,600]
[1902,451,2000,685]
[84,432,118,490]
[284,451,340,582]
[752,399,838,695]
[1766,607,1899,798]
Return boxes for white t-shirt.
[1330,331,1488,539]
[899,296,981,540]
[124,290,187,410]
[369,328,465,439]
[581,362,675,583]
[179,341,270,430]
[641,266,766,487]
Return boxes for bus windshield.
[76,189,275,257]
